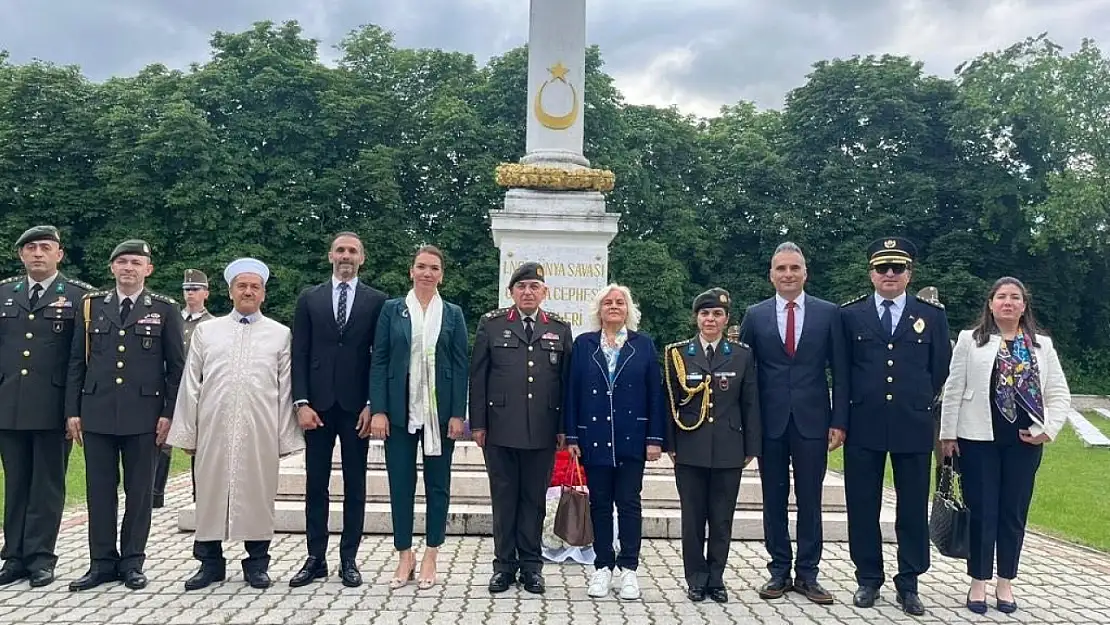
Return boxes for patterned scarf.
[600,327,628,384]
[994,329,1045,424]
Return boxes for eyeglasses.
[872,264,908,275]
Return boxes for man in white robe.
[166,258,305,590]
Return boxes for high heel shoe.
[417,553,438,590]
[389,555,416,590]
[966,590,988,615]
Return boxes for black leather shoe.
[245,569,272,589]
[122,569,148,590]
[0,564,28,586]
[488,571,515,593]
[794,578,834,605]
[69,569,118,591]
[687,586,706,602]
[966,591,988,615]
[520,571,545,594]
[853,586,879,608]
[184,566,226,591]
[709,587,728,603]
[997,598,1018,614]
[28,569,55,588]
[757,576,793,599]
[288,556,327,588]
[339,560,362,587]
[897,591,926,616]
[152,494,165,509]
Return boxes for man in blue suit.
[739,242,847,605]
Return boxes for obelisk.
[490,0,620,336]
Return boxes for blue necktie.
[881,300,894,336]
[336,282,349,331]
[239,317,250,325]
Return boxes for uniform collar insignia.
[685,343,697,356]
[721,342,732,355]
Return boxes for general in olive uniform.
[0,226,93,588]
[839,238,951,616]
[468,262,572,595]
[664,288,761,603]
[65,240,186,591]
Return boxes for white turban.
[224,257,270,285]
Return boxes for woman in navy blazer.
[565,284,666,601]
[368,246,469,591]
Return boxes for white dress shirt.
[873,291,907,331]
[775,291,806,350]
[230,309,262,324]
[115,288,140,313]
[26,272,58,300]
[699,336,721,357]
[332,276,359,324]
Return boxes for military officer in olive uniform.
[664,288,761,604]
[65,240,186,591]
[152,268,213,508]
[839,238,950,616]
[0,226,93,588]
[468,262,572,595]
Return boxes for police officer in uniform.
[65,239,186,591]
[663,288,761,603]
[839,238,950,616]
[0,226,93,588]
[468,262,572,595]
[152,268,213,508]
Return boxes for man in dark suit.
[468,262,572,595]
[290,232,387,588]
[0,226,93,588]
[739,242,846,604]
[839,237,951,616]
[66,239,185,591]
[664,288,761,604]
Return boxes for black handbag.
[929,455,971,559]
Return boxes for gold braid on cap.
[663,344,710,431]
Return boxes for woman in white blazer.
[939,277,1071,615]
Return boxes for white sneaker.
[617,568,641,600]
[587,568,613,598]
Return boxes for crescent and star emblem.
[533,61,579,130]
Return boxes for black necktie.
[524,318,534,342]
[120,298,132,323]
[336,282,349,330]
[239,317,250,325]
[706,343,715,363]
[881,300,894,336]
[29,284,42,309]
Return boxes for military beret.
[509,262,545,288]
[867,236,917,266]
[15,225,60,248]
[693,287,731,313]
[110,239,152,262]
[182,268,209,289]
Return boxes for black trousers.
[483,444,555,575]
[761,418,828,583]
[304,407,368,561]
[0,430,70,572]
[844,446,931,593]
[674,464,743,590]
[83,432,157,574]
[194,539,271,574]
[584,459,645,571]
[959,439,1043,580]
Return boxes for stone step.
[1067,410,1110,448]
[177,500,896,542]
[273,467,849,511]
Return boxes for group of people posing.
[0,227,1073,619]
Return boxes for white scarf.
[406,289,443,456]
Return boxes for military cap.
[693,287,731,313]
[182,268,209,290]
[110,239,152,262]
[509,261,545,289]
[15,225,61,248]
[867,236,917,267]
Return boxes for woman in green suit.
[369,245,469,590]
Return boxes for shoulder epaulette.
[64,277,95,290]
[84,290,109,299]
[483,308,509,319]
[841,293,868,307]
[0,276,20,286]
[726,339,751,350]
[148,291,177,305]
[914,294,945,310]
[544,310,569,325]
[665,339,691,351]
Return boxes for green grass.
[828,411,1110,552]
[0,446,193,526]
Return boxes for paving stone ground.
[2,473,1108,625]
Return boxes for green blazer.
[369,297,469,428]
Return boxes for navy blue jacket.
[564,330,667,465]
[738,295,848,440]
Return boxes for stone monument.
[491,0,620,335]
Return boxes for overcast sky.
[2,0,1108,117]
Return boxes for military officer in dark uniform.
[468,262,572,595]
[0,226,93,588]
[152,268,213,508]
[65,239,186,591]
[839,238,951,616]
[664,288,761,604]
